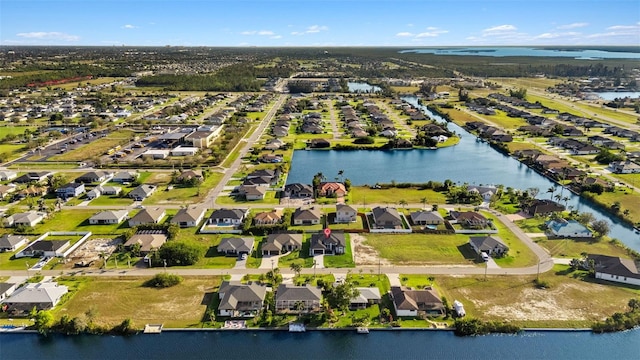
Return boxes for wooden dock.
[143,324,163,334]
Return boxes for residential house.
[309,232,346,256]
[55,182,85,199]
[123,231,167,254]
[610,160,640,174]
[208,208,248,226]
[176,170,203,183]
[317,182,347,197]
[13,171,52,184]
[350,287,382,309]
[0,282,18,302]
[284,183,314,199]
[409,211,444,226]
[88,210,129,225]
[467,185,497,201]
[546,219,593,238]
[275,284,323,314]
[253,210,283,226]
[469,236,509,257]
[217,237,254,256]
[292,207,323,225]
[128,184,156,201]
[128,208,166,227]
[112,171,138,184]
[309,138,330,148]
[371,206,403,229]
[390,286,445,317]
[237,185,268,201]
[100,186,122,196]
[16,240,70,258]
[588,254,640,287]
[335,204,357,223]
[0,234,29,252]
[449,211,488,229]
[75,171,112,184]
[170,207,206,228]
[525,199,566,216]
[86,188,101,200]
[0,185,17,200]
[4,212,45,228]
[0,170,17,181]
[3,282,68,314]
[261,233,303,256]
[217,281,268,317]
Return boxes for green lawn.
[215,190,280,206]
[583,187,640,225]
[146,173,223,205]
[323,234,355,268]
[484,213,538,268]
[363,233,475,265]
[350,186,446,206]
[0,126,36,138]
[89,195,134,206]
[53,276,219,328]
[36,209,130,235]
[278,235,314,268]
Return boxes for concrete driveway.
[233,256,247,270]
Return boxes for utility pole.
[378,258,381,280]
[484,260,488,281]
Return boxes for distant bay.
[398,47,640,59]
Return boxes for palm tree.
[562,196,570,207]
[420,197,427,209]
[290,263,302,278]
[554,194,562,203]
[338,170,344,182]
[547,186,555,199]
[399,199,407,208]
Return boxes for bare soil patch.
[66,238,121,268]
[352,233,390,266]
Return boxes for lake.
[348,82,381,93]
[1,329,639,360]
[596,91,640,100]
[398,47,640,59]
[287,97,640,248]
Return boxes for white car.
[481,253,490,262]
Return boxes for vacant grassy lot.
[0,126,37,138]
[363,233,474,265]
[50,130,135,161]
[350,186,447,206]
[534,236,633,259]
[147,172,224,205]
[435,266,640,328]
[36,209,129,235]
[583,188,640,225]
[54,276,219,328]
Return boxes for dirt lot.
[352,233,391,266]
[66,238,121,268]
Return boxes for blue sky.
[1,0,639,46]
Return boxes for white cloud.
[482,24,517,35]
[395,32,414,37]
[416,29,449,38]
[557,22,588,30]
[241,30,277,36]
[306,25,328,33]
[121,24,138,29]
[16,31,79,41]
[588,22,640,39]
[291,25,329,36]
[271,35,282,39]
[534,31,580,40]
[406,23,414,27]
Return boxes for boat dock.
[144,324,164,334]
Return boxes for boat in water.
[288,323,306,332]
[356,327,369,334]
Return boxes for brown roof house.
[170,207,206,228]
[275,284,323,314]
[124,231,167,254]
[390,286,445,317]
[217,237,254,256]
[217,281,268,318]
[292,207,323,226]
[261,233,303,256]
[128,208,166,227]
